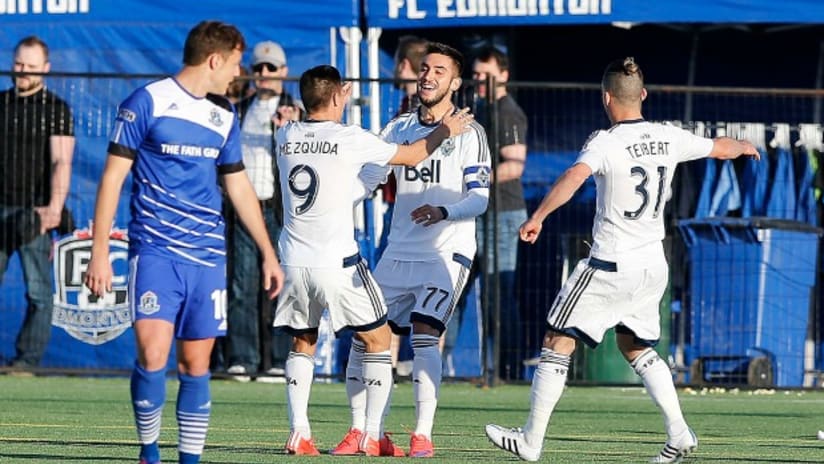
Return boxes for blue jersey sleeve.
[217,108,244,175]
[107,87,153,159]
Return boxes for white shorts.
[273,255,387,336]
[375,253,472,335]
[546,254,668,347]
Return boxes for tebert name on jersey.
[625,133,670,158]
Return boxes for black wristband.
[438,206,449,220]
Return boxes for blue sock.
[179,451,201,464]
[130,362,167,463]
[177,372,211,463]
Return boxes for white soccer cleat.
[484,424,541,462]
[650,427,698,463]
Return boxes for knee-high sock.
[523,348,569,448]
[346,339,366,431]
[286,351,315,437]
[177,372,211,463]
[631,348,687,439]
[411,334,441,439]
[363,350,393,441]
[130,362,166,462]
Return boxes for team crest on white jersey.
[209,108,223,127]
[440,137,455,157]
[52,228,131,345]
[477,166,492,187]
[138,291,161,315]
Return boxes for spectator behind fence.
[226,64,252,104]
[84,21,284,464]
[484,57,759,463]
[273,64,472,456]
[447,45,528,381]
[225,40,300,381]
[0,36,75,371]
[332,43,489,458]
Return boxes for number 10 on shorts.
[212,289,227,330]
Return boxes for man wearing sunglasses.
[225,40,301,382]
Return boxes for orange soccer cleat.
[359,433,381,457]
[329,428,364,456]
[409,433,434,458]
[379,433,406,457]
[285,430,320,456]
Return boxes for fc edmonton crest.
[209,108,224,127]
[52,228,130,345]
[440,137,455,157]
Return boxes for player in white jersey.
[485,58,759,463]
[84,22,284,464]
[331,43,490,459]
[272,64,472,457]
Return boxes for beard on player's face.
[418,81,451,108]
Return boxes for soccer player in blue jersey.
[84,21,284,464]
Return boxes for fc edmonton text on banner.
[52,228,130,345]
[369,0,824,28]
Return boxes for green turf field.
[0,376,821,463]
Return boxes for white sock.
[363,350,393,441]
[411,334,441,439]
[285,351,315,437]
[346,339,366,432]
[631,348,687,439]
[523,348,569,447]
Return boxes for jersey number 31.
[624,165,667,220]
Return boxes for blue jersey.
[108,77,243,267]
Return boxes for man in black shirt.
[450,45,528,381]
[0,36,74,369]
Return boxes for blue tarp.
[366,0,824,29]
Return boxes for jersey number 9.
[288,164,319,215]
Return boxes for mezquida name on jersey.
[279,141,339,156]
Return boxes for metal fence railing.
[0,72,822,389]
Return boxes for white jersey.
[276,120,398,267]
[577,119,713,261]
[380,110,491,261]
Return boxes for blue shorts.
[129,253,227,340]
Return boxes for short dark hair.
[300,65,342,112]
[14,36,49,60]
[602,57,644,104]
[395,35,429,73]
[475,45,509,71]
[425,42,464,76]
[183,20,246,66]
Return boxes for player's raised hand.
[262,258,285,300]
[441,107,473,137]
[741,140,760,160]
[84,252,113,297]
[520,217,543,244]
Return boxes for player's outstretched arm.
[390,107,474,166]
[223,171,284,299]
[709,137,760,161]
[85,155,132,297]
[520,162,592,244]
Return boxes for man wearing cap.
[225,40,301,381]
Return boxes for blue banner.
[366,0,824,29]
[0,0,358,28]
